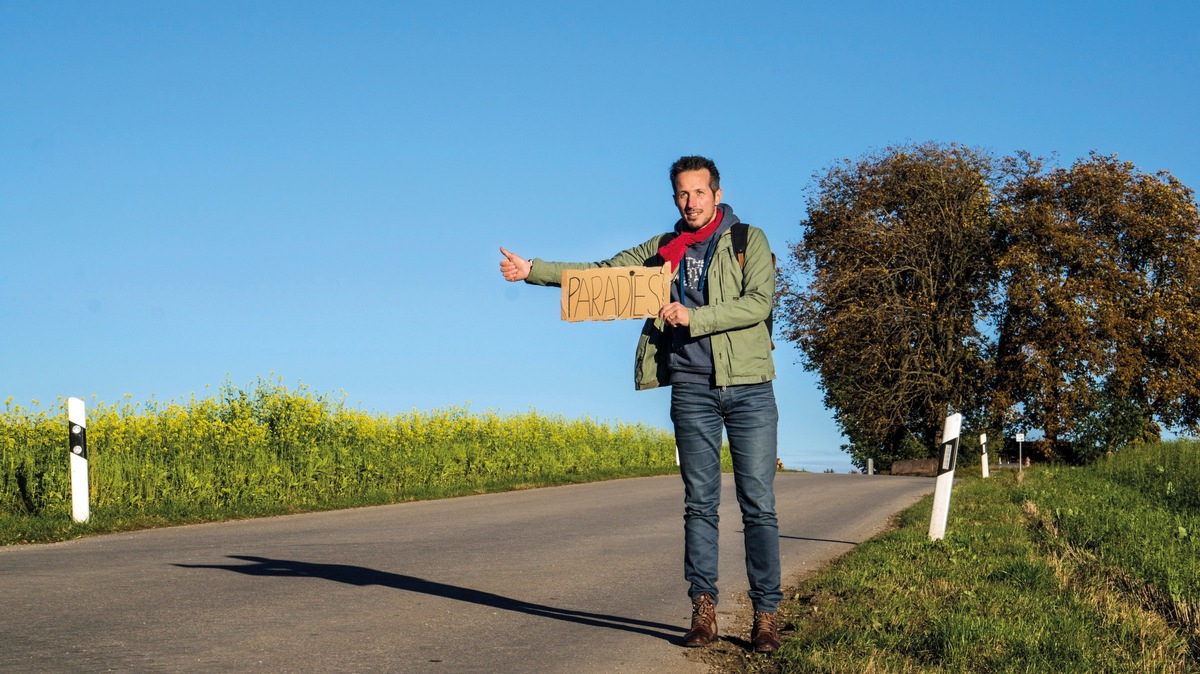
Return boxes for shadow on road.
[175,555,686,643]
[779,535,858,545]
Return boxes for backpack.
[731,223,776,349]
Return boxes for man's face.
[673,169,723,230]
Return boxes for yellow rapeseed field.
[1,378,677,521]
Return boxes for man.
[498,156,781,653]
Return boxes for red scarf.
[658,208,724,272]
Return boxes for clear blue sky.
[3,2,1197,472]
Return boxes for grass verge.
[721,443,1200,673]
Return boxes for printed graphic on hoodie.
[685,256,706,291]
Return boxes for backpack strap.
[731,222,775,268]
[731,223,777,349]
[731,223,749,268]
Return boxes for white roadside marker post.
[980,433,989,479]
[1016,432,1025,474]
[68,397,90,523]
[928,413,962,541]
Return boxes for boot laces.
[754,611,778,633]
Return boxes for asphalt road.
[1,473,933,673]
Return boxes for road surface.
[1,472,932,673]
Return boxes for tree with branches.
[783,144,1200,469]
[994,152,1200,461]
[780,142,1001,470]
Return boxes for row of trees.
[780,143,1200,470]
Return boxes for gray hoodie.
[669,203,738,385]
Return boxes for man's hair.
[670,155,720,192]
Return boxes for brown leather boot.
[682,593,718,647]
[751,610,781,653]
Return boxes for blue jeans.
[671,381,782,613]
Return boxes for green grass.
[761,443,1200,673]
[1,378,680,545]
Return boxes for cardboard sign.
[560,264,671,321]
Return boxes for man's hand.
[659,302,690,328]
[499,247,532,282]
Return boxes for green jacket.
[525,225,776,390]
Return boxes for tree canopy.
[782,143,1200,469]
[994,152,1200,462]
